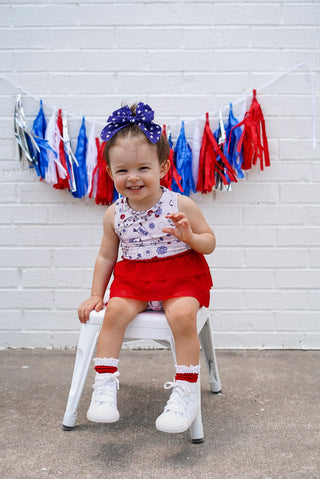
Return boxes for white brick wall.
[0,0,319,349]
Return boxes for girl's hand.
[78,295,104,324]
[163,213,195,245]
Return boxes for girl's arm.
[163,195,216,255]
[78,204,119,323]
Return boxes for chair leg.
[199,318,222,394]
[62,322,101,430]
[190,373,204,443]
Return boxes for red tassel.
[196,113,237,194]
[54,109,70,190]
[231,90,270,171]
[94,141,114,205]
[160,126,183,192]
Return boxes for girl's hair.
[103,103,170,166]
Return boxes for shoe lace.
[163,380,192,415]
[93,372,120,405]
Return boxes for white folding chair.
[62,307,221,443]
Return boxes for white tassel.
[86,122,98,198]
[45,108,67,184]
[191,119,202,187]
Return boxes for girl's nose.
[128,172,139,182]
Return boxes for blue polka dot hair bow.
[100,102,162,144]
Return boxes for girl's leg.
[87,297,147,424]
[96,297,148,358]
[162,296,200,365]
[156,297,201,434]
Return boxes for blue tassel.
[72,117,88,198]
[173,122,195,196]
[224,103,244,179]
[32,100,50,179]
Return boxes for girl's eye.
[116,169,127,174]
[140,166,149,171]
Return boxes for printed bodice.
[114,188,190,260]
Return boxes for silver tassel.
[62,113,78,192]
[14,93,39,164]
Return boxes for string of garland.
[14,90,270,205]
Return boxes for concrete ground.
[0,349,319,479]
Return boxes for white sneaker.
[87,372,120,423]
[155,380,199,433]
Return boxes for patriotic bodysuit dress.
[109,187,213,308]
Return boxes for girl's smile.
[127,185,145,192]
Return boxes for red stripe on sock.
[95,366,118,374]
[175,373,198,383]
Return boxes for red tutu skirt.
[109,249,213,308]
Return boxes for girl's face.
[107,137,170,211]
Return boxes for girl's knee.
[164,299,198,334]
[102,299,127,330]
[105,298,125,317]
[164,297,198,318]
[104,297,147,327]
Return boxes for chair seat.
[89,308,209,342]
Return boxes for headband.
[100,102,162,144]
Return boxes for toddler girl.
[78,102,216,434]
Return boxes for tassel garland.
[14,90,270,202]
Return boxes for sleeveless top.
[114,187,191,260]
